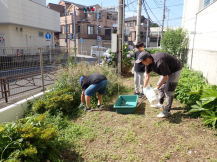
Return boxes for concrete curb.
[0,90,50,123]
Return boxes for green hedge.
[175,67,207,106]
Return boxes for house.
[0,0,60,54]
[182,0,217,85]
[125,16,150,45]
[48,1,118,54]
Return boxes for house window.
[203,0,216,7]
[88,26,94,35]
[77,25,81,33]
[38,32,44,37]
[96,12,102,19]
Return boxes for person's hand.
[154,87,159,93]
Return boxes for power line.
[143,0,162,25]
[148,3,183,10]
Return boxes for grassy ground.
[70,76,217,162]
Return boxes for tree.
[161,28,188,62]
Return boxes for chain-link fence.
[0,47,71,107]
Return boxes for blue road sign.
[80,38,84,43]
[45,32,52,40]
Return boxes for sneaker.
[84,107,92,112]
[134,92,140,95]
[97,105,105,111]
[157,111,171,118]
[78,103,85,110]
[150,103,163,109]
[139,93,144,98]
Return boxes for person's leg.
[97,80,108,107]
[81,91,85,104]
[158,83,166,104]
[158,70,181,117]
[85,84,98,109]
[85,95,91,108]
[139,72,145,94]
[96,93,103,105]
[134,72,140,94]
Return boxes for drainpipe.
[190,12,199,69]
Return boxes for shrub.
[145,48,166,54]
[189,86,217,128]
[55,63,127,107]
[32,88,80,117]
[161,28,188,62]
[175,67,207,107]
[0,114,62,161]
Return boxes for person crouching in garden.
[79,73,108,111]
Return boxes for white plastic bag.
[143,86,159,104]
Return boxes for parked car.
[91,46,107,57]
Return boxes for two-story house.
[0,0,60,55]
[182,0,217,85]
[48,1,118,54]
[125,16,150,45]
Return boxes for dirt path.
[73,77,217,162]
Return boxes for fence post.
[39,48,45,92]
[2,79,8,103]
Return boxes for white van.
[91,46,107,57]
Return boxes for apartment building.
[0,0,60,54]
[182,0,217,84]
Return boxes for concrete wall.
[32,0,46,6]
[182,0,217,85]
[0,0,60,32]
[0,92,45,123]
[0,24,54,49]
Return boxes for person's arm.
[144,72,150,88]
[156,62,170,89]
[156,75,169,89]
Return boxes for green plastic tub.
[114,95,138,114]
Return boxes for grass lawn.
[69,76,217,162]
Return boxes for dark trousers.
[158,70,181,113]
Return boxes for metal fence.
[0,47,69,106]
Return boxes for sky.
[46,0,183,27]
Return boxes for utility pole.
[64,6,68,54]
[136,0,142,44]
[96,10,100,65]
[122,1,125,48]
[72,6,77,59]
[143,0,150,48]
[117,0,124,75]
[161,0,166,39]
[166,7,170,28]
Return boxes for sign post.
[45,32,52,63]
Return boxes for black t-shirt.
[146,53,182,76]
[81,73,107,89]
[134,51,146,73]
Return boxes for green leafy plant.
[145,48,166,54]
[189,86,217,128]
[32,88,80,117]
[0,114,62,161]
[161,28,188,62]
[175,67,207,106]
